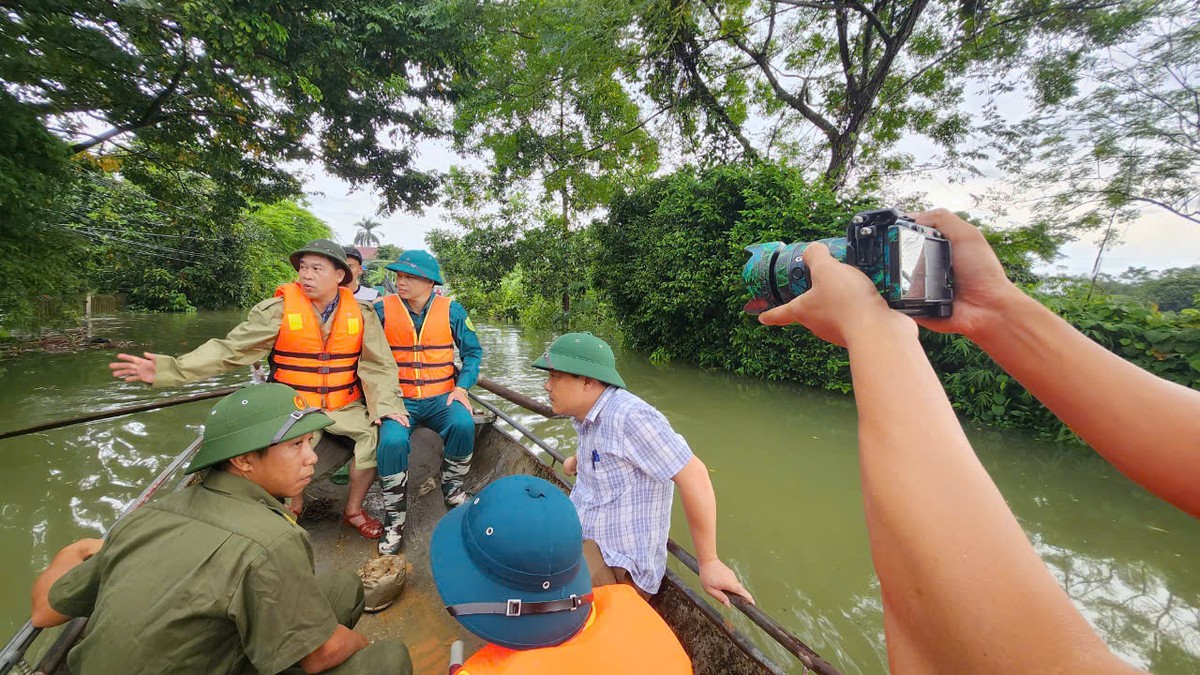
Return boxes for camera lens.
[743,237,849,315]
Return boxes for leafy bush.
[0,91,87,328]
[596,162,1200,439]
[595,163,862,389]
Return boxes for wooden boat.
[1,382,840,675]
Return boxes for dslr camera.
[742,207,953,317]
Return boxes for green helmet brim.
[185,410,333,474]
[532,352,626,389]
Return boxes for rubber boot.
[378,471,407,555]
[441,453,473,507]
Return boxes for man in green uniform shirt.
[108,240,408,539]
[29,384,412,674]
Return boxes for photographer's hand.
[758,242,915,346]
[908,209,1025,341]
[760,240,1134,674]
[913,208,1200,519]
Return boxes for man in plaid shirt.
[533,333,754,606]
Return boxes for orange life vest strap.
[270,283,364,410]
[382,294,457,398]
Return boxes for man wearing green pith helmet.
[533,333,754,607]
[29,384,412,674]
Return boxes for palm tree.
[353,217,382,247]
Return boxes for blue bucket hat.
[385,249,443,285]
[430,475,593,650]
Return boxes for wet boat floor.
[299,427,484,674]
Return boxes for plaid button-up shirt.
[570,386,693,593]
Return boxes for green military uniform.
[153,296,405,470]
[48,469,411,674]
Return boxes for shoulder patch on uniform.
[464,316,475,332]
[253,296,285,311]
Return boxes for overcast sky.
[301,136,1200,277]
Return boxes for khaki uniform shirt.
[49,471,339,675]
[153,295,406,420]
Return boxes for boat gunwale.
[3,379,842,675]
[469,385,842,675]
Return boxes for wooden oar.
[0,387,241,442]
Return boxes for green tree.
[353,218,383,247]
[450,0,660,310]
[638,0,1152,188]
[1,0,479,213]
[0,90,85,328]
[995,9,1199,244]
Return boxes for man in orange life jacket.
[430,475,693,674]
[372,249,483,555]
[108,240,409,540]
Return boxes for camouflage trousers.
[376,393,475,553]
[376,393,475,502]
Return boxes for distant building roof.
[356,246,378,261]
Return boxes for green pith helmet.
[185,384,334,474]
[385,249,443,285]
[532,333,626,389]
[289,239,353,287]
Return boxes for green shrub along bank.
[430,222,620,334]
[594,163,863,389]
[594,163,1200,441]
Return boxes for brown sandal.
[343,511,383,540]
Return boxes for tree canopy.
[1,0,480,213]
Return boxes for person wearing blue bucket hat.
[370,249,484,555]
[533,333,754,609]
[430,475,692,673]
[30,385,413,675]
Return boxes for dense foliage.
[594,164,1200,438]
[1089,266,1200,313]
[74,171,331,313]
[0,91,86,327]
[0,0,478,327]
[1,0,478,212]
[427,202,616,331]
[595,163,859,386]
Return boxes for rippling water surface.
[1,312,1197,673]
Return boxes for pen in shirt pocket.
[591,449,600,470]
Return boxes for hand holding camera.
[757,242,917,347]
[743,207,954,319]
[907,209,1025,341]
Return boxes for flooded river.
[1,311,1196,673]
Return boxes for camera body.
[742,207,953,317]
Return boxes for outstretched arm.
[912,209,1200,518]
[760,243,1136,674]
[108,301,280,387]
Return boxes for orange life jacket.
[456,585,693,674]
[381,294,457,399]
[268,283,364,410]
